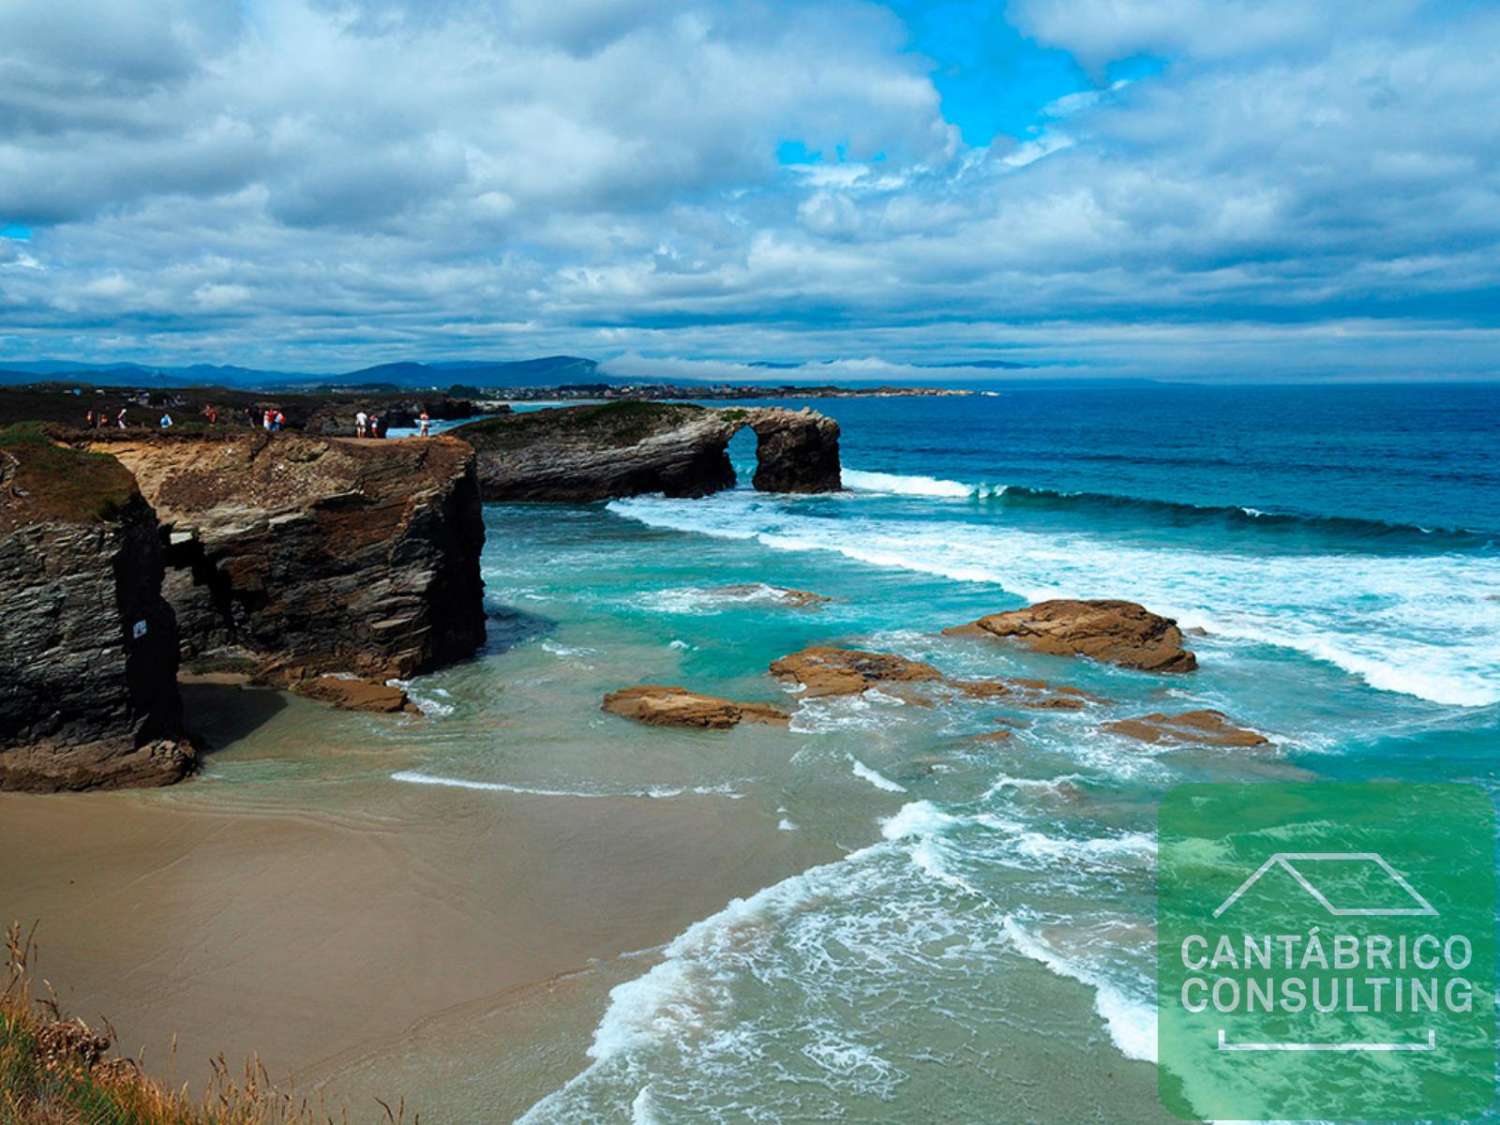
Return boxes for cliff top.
[455,401,709,451]
[84,431,475,519]
[0,423,140,530]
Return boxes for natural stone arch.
[457,402,842,501]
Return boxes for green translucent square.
[1158,783,1496,1121]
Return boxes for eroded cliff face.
[456,402,841,501]
[88,432,487,685]
[0,437,190,791]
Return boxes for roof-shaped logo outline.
[1213,851,1437,919]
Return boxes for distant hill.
[0,353,1034,391]
[325,356,607,389]
[0,355,615,390]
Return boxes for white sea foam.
[981,772,1085,799]
[843,467,997,499]
[848,755,908,793]
[608,493,1500,707]
[879,800,961,840]
[386,679,455,717]
[392,771,742,800]
[1001,916,1157,1064]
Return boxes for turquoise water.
[392,384,1499,1122]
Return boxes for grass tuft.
[1,922,416,1125]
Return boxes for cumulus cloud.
[0,0,1496,378]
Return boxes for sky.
[1,0,1498,381]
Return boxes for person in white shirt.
[355,410,368,438]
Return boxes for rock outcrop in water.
[455,402,841,501]
[944,599,1197,672]
[602,686,789,729]
[87,432,487,690]
[1104,709,1268,747]
[770,646,944,697]
[0,434,192,791]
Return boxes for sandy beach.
[0,682,830,1120]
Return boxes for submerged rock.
[952,677,1099,710]
[0,434,192,790]
[90,432,487,688]
[945,599,1197,673]
[1104,709,1269,748]
[709,584,830,609]
[602,685,789,729]
[455,402,841,501]
[769,646,944,697]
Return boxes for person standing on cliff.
[418,409,431,438]
[116,407,127,429]
[356,409,368,438]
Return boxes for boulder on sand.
[944,599,1196,673]
[294,675,417,714]
[769,647,944,697]
[1104,710,1268,748]
[602,686,789,730]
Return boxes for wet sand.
[0,684,826,1120]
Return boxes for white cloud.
[0,0,1496,380]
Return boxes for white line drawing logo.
[1213,851,1438,920]
[1212,851,1439,1053]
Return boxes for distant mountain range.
[0,354,1040,391]
[0,355,610,390]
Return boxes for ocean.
[62,382,1494,1122]
[362,382,1499,1121]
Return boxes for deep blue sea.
[389,383,1500,1121]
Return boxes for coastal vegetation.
[0,424,138,526]
[2,924,417,1125]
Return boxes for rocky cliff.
[0,432,191,791]
[87,432,487,686]
[455,402,841,501]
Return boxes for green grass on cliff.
[456,400,705,450]
[0,424,139,526]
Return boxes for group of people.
[83,402,224,430]
[82,407,135,430]
[81,402,434,439]
[354,409,431,438]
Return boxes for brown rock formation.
[602,685,790,729]
[87,431,486,687]
[1104,710,1269,747]
[455,402,841,501]
[0,434,192,791]
[294,675,417,714]
[769,646,944,697]
[945,599,1196,672]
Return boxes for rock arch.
[458,402,842,501]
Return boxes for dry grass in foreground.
[1,923,416,1124]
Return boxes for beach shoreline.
[0,681,835,1119]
